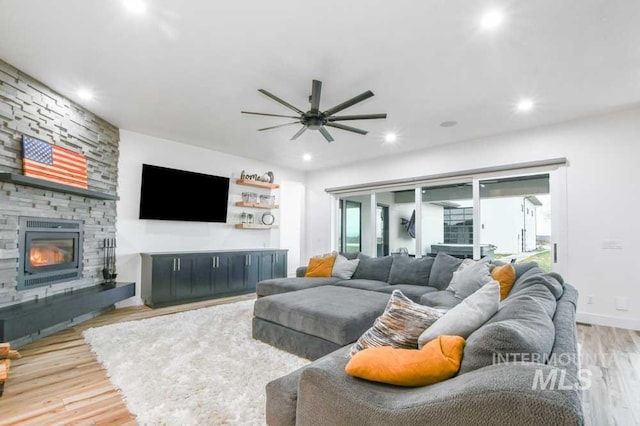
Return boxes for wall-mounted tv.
[139,164,230,223]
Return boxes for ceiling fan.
[241,80,387,142]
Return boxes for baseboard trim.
[576,311,640,331]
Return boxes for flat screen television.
[139,164,230,223]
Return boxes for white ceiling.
[0,0,639,171]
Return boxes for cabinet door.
[193,255,214,298]
[245,253,260,291]
[228,253,249,293]
[212,254,230,295]
[273,251,287,278]
[260,252,275,281]
[151,256,176,303]
[173,256,194,299]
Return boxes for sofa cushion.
[387,256,434,286]
[420,290,462,310]
[254,286,390,346]
[256,277,340,297]
[446,257,492,299]
[345,335,465,387]
[458,282,557,374]
[509,267,564,301]
[427,252,463,290]
[352,255,394,282]
[332,255,360,280]
[334,279,390,291]
[350,290,444,356]
[418,281,500,348]
[374,284,436,303]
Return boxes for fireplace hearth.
[17,217,83,290]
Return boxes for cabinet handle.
[177,258,181,271]
[173,258,176,271]
[216,256,220,268]
[212,257,216,269]
[249,256,252,266]
[245,255,248,266]
[275,253,278,263]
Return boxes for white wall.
[305,107,640,330]
[116,130,305,306]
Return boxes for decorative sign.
[21,135,88,189]
[240,170,274,183]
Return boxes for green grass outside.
[519,250,551,272]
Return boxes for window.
[443,207,473,244]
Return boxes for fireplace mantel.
[0,173,119,200]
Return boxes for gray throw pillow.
[387,256,434,286]
[352,255,394,282]
[331,255,360,280]
[340,251,360,260]
[418,281,500,348]
[446,257,492,299]
[458,283,557,374]
[427,252,463,290]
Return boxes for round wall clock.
[261,212,275,226]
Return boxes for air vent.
[26,219,80,230]
[23,272,80,288]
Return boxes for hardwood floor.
[0,294,255,426]
[0,299,637,425]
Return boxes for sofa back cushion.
[387,256,434,286]
[353,255,394,282]
[340,251,360,260]
[458,281,558,374]
[427,252,463,290]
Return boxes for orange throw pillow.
[491,264,516,301]
[344,335,465,387]
[305,256,337,277]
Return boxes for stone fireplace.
[0,58,119,308]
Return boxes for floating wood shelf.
[234,224,274,230]
[0,173,119,200]
[235,179,279,189]
[234,202,279,209]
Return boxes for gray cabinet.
[141,249,287,308]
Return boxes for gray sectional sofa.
[253,253,584,425]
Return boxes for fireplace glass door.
[24,232,80,274]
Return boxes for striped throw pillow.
[349,290,445,357]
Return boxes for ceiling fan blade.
[323,90,374,117]
[309,80,322,113]
[257,122,301,131]
[325,122,368,135]
[258,89,305,115]
[290,126,308,140]
[318,126,335,143]
[327,113,387,121]
[241,111,300,119]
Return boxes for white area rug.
[83,300,309,425]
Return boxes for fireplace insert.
[17,217,83,290]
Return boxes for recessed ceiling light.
[480,10,504,30]
[440,121,458,128]
[516,99,535,112]
[123,0,147,14]
[384,133,397,143]
[76,89,94,101]
[302,153,312,162]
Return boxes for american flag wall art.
[21,135,88,189]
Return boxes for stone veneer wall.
[0,59,119,307]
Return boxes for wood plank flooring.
[0,297,637,425]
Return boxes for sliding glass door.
[339,198,362,254]
[333,166,566,273]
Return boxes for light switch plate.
[602,239,623,250]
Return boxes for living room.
[0,0,638,425]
